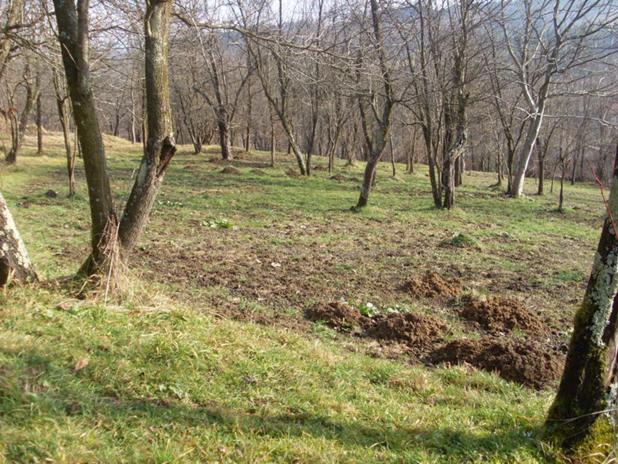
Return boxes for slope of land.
[0,135,604,462]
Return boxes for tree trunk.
[559,165,565,211]
[455,155,463,186]
[6,68,39,164]
[0,192,37,286]
[117,0,176,259]
[54,0,117,274]
[389,135,396,177]
[535,137,545,196]
[357,159,379,208]
[218,117,232,161]
[408,130,416,174]
[442,156,455,209]
[511,111,545,197]
[36,83,43,155]
[546,145,618,458]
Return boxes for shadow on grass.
[2,346,555,462]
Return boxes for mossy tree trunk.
[0,192,36,286]
[546,144,618,458]
[117,0,176,259]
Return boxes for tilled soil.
[404,272,461,300]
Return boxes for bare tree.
[53,0,176,283]
[498,0,618,198]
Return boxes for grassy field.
[0,134,608,463]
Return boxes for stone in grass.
[440,232,481,250]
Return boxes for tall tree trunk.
[546,146,618,458]
[6,67,39,164]
[117,0,176,259]
[54,0,117,274]
[559,164,565,211]
[423,126,442,208]
[511,109,546,198]
[0,192,37,286]
[36,78,43,155]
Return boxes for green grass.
[1,286,554,463]
[0,134,605,462]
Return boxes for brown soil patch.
[405,272,461,299]
[459,295,545,335]
[430,338,563,389]
[220,166,241,175]
[285,168,301,177]
[330,174,347,182]
[365,312,448,354]
[305,302,366,331]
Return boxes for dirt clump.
[365,312,448,353]
[430,337,562,389]
[405,272,461,299]
[220,166,241,175]
[305,302,366,331]
[459,295,545,335]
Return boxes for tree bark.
[53,0,117,273]
[117,0,176,258]
[217,116,232,161]
[36,73,43,155]
[0,192,37,286]
[546,145,618,458]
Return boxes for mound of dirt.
[405,272,461,299]
[440,232,481,250]
[366,312,448,352]
[430,338,562,389]
[330,174,347,181]
[305,302,365,331]
[285,168,300,177]
[220,166,241,175]
[459,295,545,335]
